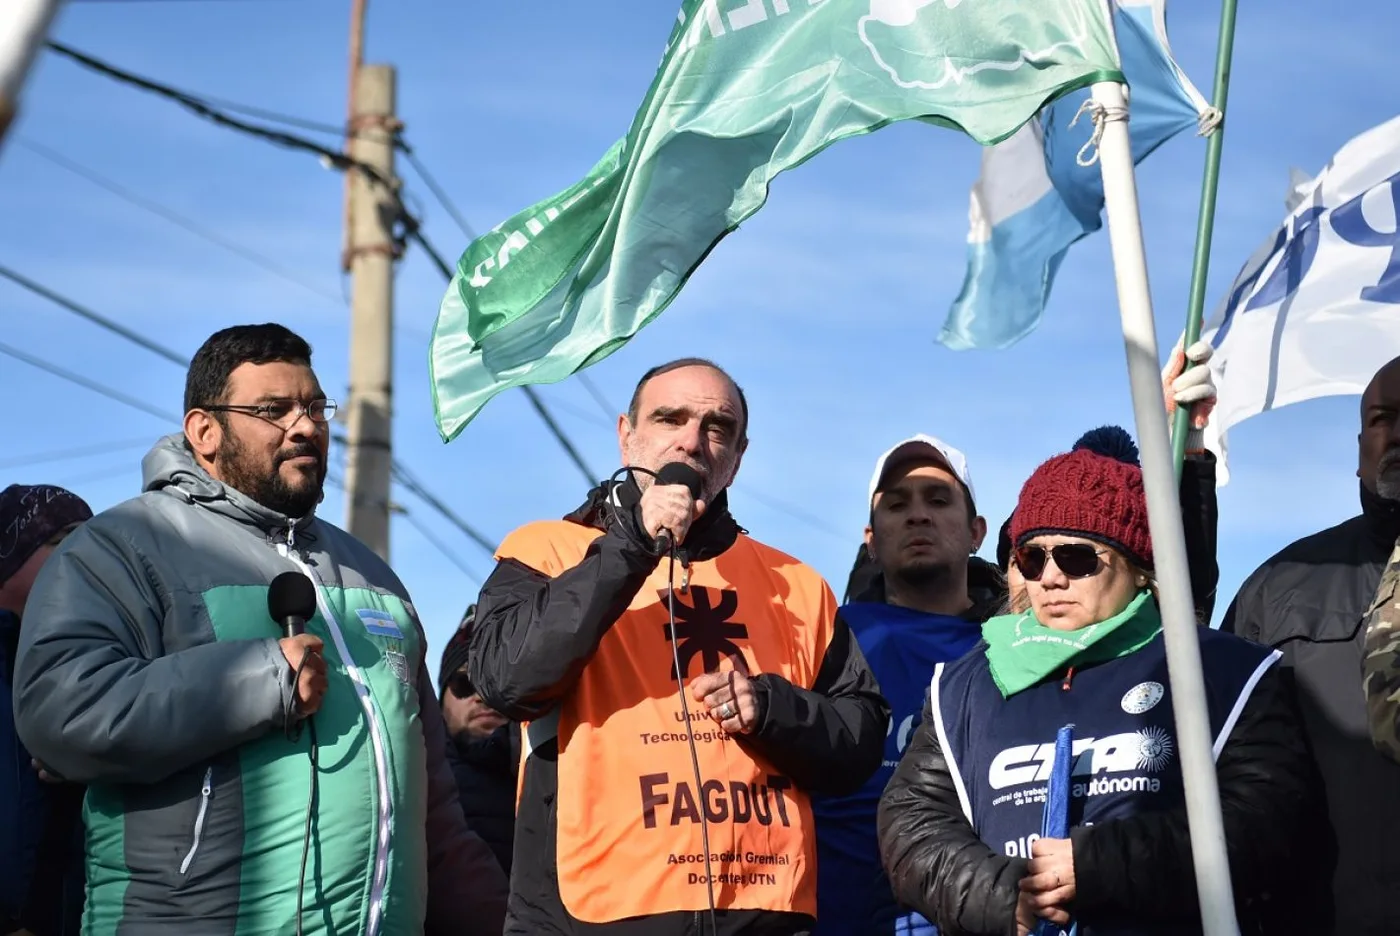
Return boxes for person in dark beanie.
[1,483,92,936]
[439,605,518,876]
[880,447,1333,935]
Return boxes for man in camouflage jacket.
[1363,540,1400,763]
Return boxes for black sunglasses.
[1014,543,1109,581]
[446,674,476,699]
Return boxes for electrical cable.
[397,142,477,241]
[0,268,494,555]
[611,466,719,936]
[11,138,345,304]
[0,264,188,366]
[576,372,615,421]
[665,546,719,936]
[399,510,485,583]
[283,648,321,936]
[0,340,181,423]
[0,436,154,470]
[25,45,596,517]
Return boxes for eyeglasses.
[447,674,476,699]
[1014,543,1110,581]
[202,398,338,430]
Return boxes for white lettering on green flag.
[430,0,1123,441]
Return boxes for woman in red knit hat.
[875,448,1334,936]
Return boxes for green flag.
[431,0,1123,440]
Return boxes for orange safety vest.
[497,519,836,924]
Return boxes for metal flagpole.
[1090,79,1240,936]
[0,0,64,149]
[1171,0,1240,476]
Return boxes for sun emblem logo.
[1121,680,1165,714]
[1134,726,1175,773]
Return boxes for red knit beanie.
[1010,448,1153,570]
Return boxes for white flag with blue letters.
[1202,115,1400,484]
[939,0,1211,350]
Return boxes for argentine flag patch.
[357,608,404,640]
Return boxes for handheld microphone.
[653,462,704,553]
[268,570,321,936]
[269,571,318,639]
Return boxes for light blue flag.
[939,0,1211,350]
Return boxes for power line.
[399,143,477,241]
[11,137,345,305]
[577,372,617,420]
[405,217,599,485]
[0,437,155,471]
[732,486,850,543]
[520,388,599,483]
[0,342,355,508]
[399,510,484,585]
[0,341,181,424]
[46,40,596,487]
[51,460,143,488]
[0,265,189,365]
[46,40,597,486]
[43,41,388,190]
[536,394,611,429]
[0,267,496,554]
[389,461,497,557]
[39,42,597,487]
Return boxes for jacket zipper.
[180,767,214,874]
[278,538,393,936]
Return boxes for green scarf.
[982,590,1162,698]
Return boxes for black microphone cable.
[282,648,320,936]
[665,545,720,936]
[611,465,719,936]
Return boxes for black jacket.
[1178,452,1220,623]
[448,723,520,877]
[1221,483,1400,934]
[877,662,1332,935]
[469,483,889,936]
[2,611,84,936]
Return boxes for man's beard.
[216,434,325,519]
[890,556,955,590]
[625,446,725,504]
[1378,449,1400,501]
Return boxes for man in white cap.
[812,434,1003,936]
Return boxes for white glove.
[1162,339,1217,435]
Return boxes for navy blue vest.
[933,629,1278,933]
[813,602,982,936]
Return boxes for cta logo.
[988,728,1175,791]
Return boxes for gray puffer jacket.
[13,436,507,936]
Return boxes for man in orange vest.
[469,358,890,935]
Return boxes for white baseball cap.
[868,434,976,511]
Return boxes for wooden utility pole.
[340,0,366,270]
[342,62,398,558]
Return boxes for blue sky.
[2,0,1396,666]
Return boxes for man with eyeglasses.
[13,324,508,936]
[2,484,91,936]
